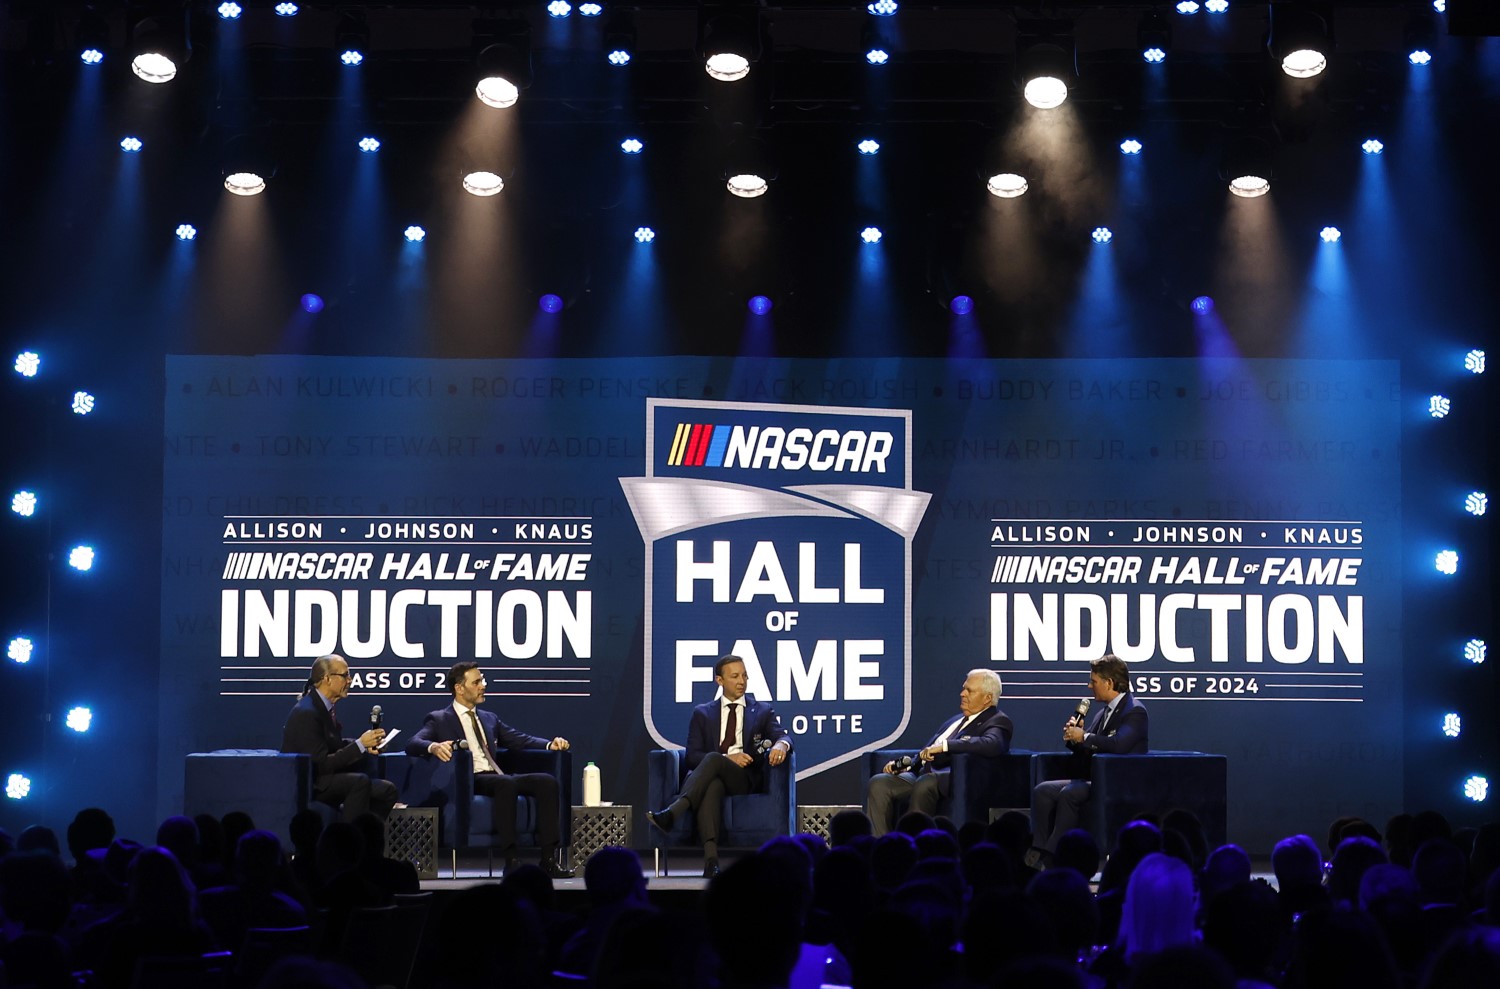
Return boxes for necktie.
[467,709,498,773]
[719,702,738,754]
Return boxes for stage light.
[130,14,187,84]
[700,15,758,82]
[748,296,774,315]
[69,545,95,571]
[1465,639,1486,664]
[866,48,890,65]
[1320,226,1341,243]
[539,294,565,313]
[1432,0,1445,10]
[404,226,426,243]
[218,3,243,19]
[462,172,505,196]
[706,52,751,81]
[11,491,36,517]
[724,138,775,199]
[1092,227,1113,244]
[1205,0,1229,12]
[476,42,530,108]
[120,137,143,153]
[548,1,572,17]
[634,227,655,243]
[81,49,104,65]
[176,224,197,241]
[7,638,32,664]
[72,391,95,415]
[132,51,177,83]
[1464,349,1486,373]
[1120,139,1143,155]
[861,227,883,244]
[950,296,974,316]
[1409,50,1431,65]
[608,49,630,65]
[15,352,40,377]
[1229,175,1270,198]
[358,137,380,153]
[986,173,1029,198]
[1442,713,1461,738]
[727,174,768,198]
[1143,48,1166,63]
[1428,395,1451,418]
[1362,138,1385,155]
[620,138,644,154]
[1223,136,1274,197]
[579,4,603,16]
[1191,296,1215,314]
[1176,1,1200,13]
[1465,776,1488,802]
[300,294,324,314]
[1406,13,1435,65]
[66,707,93,733]
[858,139,881,155]
[1023,73,1068,108]
[604,9,635,65]
[275,2,299,15]
[1138,9,1171,64]
[868,0,898,14]
[1269,5,1329,79]
[341,50,363,66]
[1434,550,1458,575]
[5,775,29,800]
[224,172,267,196]
[1465,492,1488,516]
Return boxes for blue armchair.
[381,748,572,877]
[184,750,340,847]
[1030,751,1228,853]
[862,749,1035,828]
[646,749,795,874]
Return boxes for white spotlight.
[1428,395,1451,418]
[726,173,769,198]
[1465,776,1489,802]
[1465,492,1488,516]
[986,173,1029,198]
[224,172,267,196]
[1434,550,1459,575]
[1463,349,1485,373]
[72,391,96,415]
[1320,226,1341,243]
[463,172,505,197]
[1229,175,1271,198]
[11,491,37,517]
[476,77,520,108]
[15,352,40,377]
[131,52,177,84]
[1023,76,1068,110]
[1464,639,1486,664]
[705,53,751,82]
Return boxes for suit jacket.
[404,704,550,768]
[685,696,790,789]
[895,705,1014,797]
[280,691,367,780]
[1064,692,1149,778]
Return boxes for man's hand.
[918,746,939,763]
[359,729,385,750]
[766,741,790,766]
[1063,725,1085,744]
[548,737,571,751]
[427,740,455,762]
[729,752,754,768]
[883,760,898,775]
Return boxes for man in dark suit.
[280,654,398,821]
[647,655,791,877]
[865,668,1014,835]
[1027,654,1149,868]
[406,661,574,878]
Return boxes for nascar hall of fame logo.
[620,398,932,778]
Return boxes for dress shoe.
[542,859,576,880]
[702,858,721,879]
[647,808,674,833]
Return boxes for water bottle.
[582,761,601,807]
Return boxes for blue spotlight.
[1143,47,1166,63]
[1429,395,1451,418]
[5,774,29,800]
[1442,713,1461,738]
[1191,295,1215,314]
[620,138,644,154]
[1176,1,1200,13]
[866,48,889,65]
[7,637,32,664]
[1465,639,1487,664]
[120,137,143,153]
[11,491,37,517]
[175,224,197,241]
[69,545,95,571]
[949,295,974,316]
[275,2,300,15]
[1319,226,1341,243]
[857,139,881,155]
[1465,492,1488,516]
[1432,0,1445,10]
[81,48,104,65]
[14,351,40,377]
[300,294,325,314]
[539,294,565,313]
[1409,50,1432,66]
[1205,0,1229,11]
[218,2,243,19]
[340,50,363,66]
[861,227,883,244]
[71,391,95,415]
[547,1,572,17]
[1361,138,1385,155]
[1464,349,1486,373]
[634,227,655,244]
[1434,550,1459,575]
[748,295,774,315]
[1092,227,1113,244]
[403,225,426,243]
[608,49,631,65]
[868,0,899,14]
[579,2,603,15]
[1120,138,1143,155]
[66,707,93,733]
[1465,776,1489,802]
[358,137,381,153]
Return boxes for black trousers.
[474,771,562,849]
[315,772,399,822]
[672,752,753,846]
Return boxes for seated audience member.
[1127,944,1237,989]
[1327,836,1388,906]
[1359,863,1426,981]
[864,670,1014,836]
[1201,880,1285,989]
[809,847,875,962]
[502,863,577,970]
[199,829,308,950]
[828,809,872,849]
[1199,843,1252,909]
[1162,808,1209,873]
[352,812,419,897]
[287,808,324,898]
[312,822,388,950]
[64,809,115,894]
[558,846,650,977]
[706,854,806,989]
[1,850,74,989]
[1282,905,1401,989]
[960,842,1014,899]
[1386,813,1417,868]
[431,884,546,989]
[1420,925,1500,989]
[870,832,917,892]
[219,812,255,873]
[1026,867,1100,969]
[1091,852,1198,988]
[157,814,226,891]
[1272,833,1329,919]
[1412,839,1474,959]
[79,847,215,989]
[961,889,1060,988]
[1054,828,1101,882]
[17,826,61,857]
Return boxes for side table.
[570,804,632,870]
[386,806,439,880]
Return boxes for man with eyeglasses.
[280,653,399,821]
[406,661,575,878]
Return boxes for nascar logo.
[666,422,894,473]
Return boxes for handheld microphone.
[370,705,383,730]
[1067,697,1092,728]
[891,754,918,773]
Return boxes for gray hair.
[305,655,343,694]
[966,668,1002,702]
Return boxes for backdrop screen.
[162,355,1401,850]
